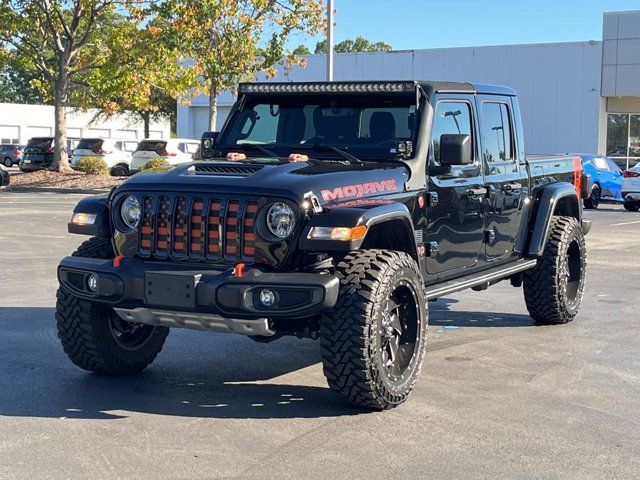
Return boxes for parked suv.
[58,81,591,410]
[20,137,80,171]
[71,138,138,176]
[129,139,200,173]
[1,144,24,167]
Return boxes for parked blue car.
[575,154,624,209]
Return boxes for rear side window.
[481,102,513,162]
[430,101,473,165]
[76,139,104,152]
[136,141,167,154]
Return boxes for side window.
[481,102,513,162]
[431,101,473,166]
[177,142,186,153]
[186,143,199,154]
[605,158,621,173]
[593,157,609,170]
[115,141,123,150]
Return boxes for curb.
[5,186,111,195]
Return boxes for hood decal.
[321,179,398,202]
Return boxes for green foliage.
[76,157,110,175]
[292,44,311,55]
[141,158,170,171]
[314,36,393,54]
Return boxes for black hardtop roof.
[239,80,517,96]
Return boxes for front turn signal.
[308,225,368,241]
[71,213,97,225]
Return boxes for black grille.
[194,163,264,176]
[136,194,261,265]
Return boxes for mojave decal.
[320,179,397,202]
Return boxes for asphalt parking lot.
[1,191,639,479]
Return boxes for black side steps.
[425,259,537,301]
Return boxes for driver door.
[425,95,486,277]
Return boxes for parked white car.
[622,162,640,212]
[71,138,138,176]
[130,139,200,173]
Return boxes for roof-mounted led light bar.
[239,81,417,95]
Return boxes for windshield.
[218,95,418,160]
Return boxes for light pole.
[326,0,334,81]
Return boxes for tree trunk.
[208,79,218,131]
[51,69,70,172]
[142,111,151,139]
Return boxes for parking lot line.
[609,220,640,226]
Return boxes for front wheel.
[320,250,428,410]
[56,237,169,374]
[3,157,12,168]
[111,165,129,177]
[584,184,600,209]
[523,217,587,324]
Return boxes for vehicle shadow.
[430,298,535,328]
[0,307,363,420]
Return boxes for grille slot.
[194,164,264,176]
[137,194,261,265]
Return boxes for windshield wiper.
[295,144,363,165]
[235,144,279,158]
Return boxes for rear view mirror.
[440,134,472,166]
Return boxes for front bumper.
[58,256,339,322]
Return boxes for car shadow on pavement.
[0,307,363,421]
[430,298,536,328]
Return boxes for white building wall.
[0,103,171,145]
[178,41,603,155]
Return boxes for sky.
[294,0,640,51]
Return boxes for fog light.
[87,274,98,292]
[259,289,277,307]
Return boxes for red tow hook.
[233,263,246,278]
[113,255,125,268]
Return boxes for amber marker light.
[71,213,97,225]
[308,225,368,241]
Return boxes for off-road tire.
[623,200,640,212]
[523,216,586,324]
[584,184,600,209]
[320,250,428,410]
[56,237,169,375]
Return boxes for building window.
[606,113,640,170]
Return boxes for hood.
[114,158,410,206]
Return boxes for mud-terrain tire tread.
[523,216,586,325]
[57,237,169,375]
[319,249,427,410]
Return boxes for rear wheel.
[623,200,640,212]
[56,237,169,375]
[111,164,129,177]
[320,250,428,410]
[523,217,586,324]
[584,184,600,209]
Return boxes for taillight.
[13,149,21,155]
[167,152,177,157]
[46,146,54,153]
[623,170,640,178]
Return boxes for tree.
[314,35,392,54]
[292,44,311,55]
[149,0,325,130]
[0,1,128,171]
[0,48,48,104]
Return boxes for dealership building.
[178,9,640,169]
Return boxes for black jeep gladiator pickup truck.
[57,81,591,410]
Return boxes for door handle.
[504,182,522,192]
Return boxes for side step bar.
[425,259,537,301]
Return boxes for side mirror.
[201,131,219,150]
[440,134,472,166]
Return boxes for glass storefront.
[607,113,640,170]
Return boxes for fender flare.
[68,194,111,237]
[526,182,581,257]
[299,201,418,257]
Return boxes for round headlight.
[121,196,141,229]
[266,202,295,239]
